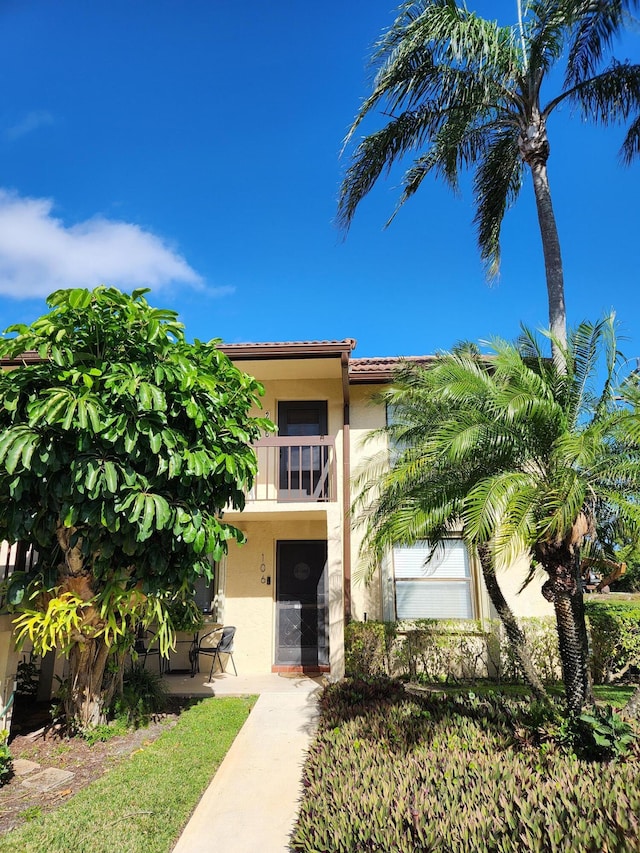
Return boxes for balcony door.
[275,540,329,667]
[278,401,328,499]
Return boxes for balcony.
[247,436,337,503]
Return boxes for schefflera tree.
[0,287,273,729]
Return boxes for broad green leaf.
[104,460,118,493]
[152,494,171,529]
[127,493,146,524]
[141,494,156,532]
[149,430,162,454]
[85,460,100,492]
[67,288,93,309]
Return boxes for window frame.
[392,539,476,621]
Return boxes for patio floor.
[162,669,327,698]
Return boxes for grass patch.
[414,679,636,708]
[593,683,637,706]
[0,696,255,853]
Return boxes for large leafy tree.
[355,317,640,714]
[338,0,640,362]
[0,287,273,728]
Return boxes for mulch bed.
[0,696,192,837]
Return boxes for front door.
[275,541,329,667]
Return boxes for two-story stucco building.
[0,338,551,708]
[195,339,550,680]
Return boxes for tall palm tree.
[338,0,640,364]
[354,316,640,714]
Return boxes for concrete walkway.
[172,674,322,853]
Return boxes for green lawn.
[413,679,636,708]
[0,696,255,853]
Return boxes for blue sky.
[0,1,638,364]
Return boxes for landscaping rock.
[12,759,40,777]
[21,768,74,792]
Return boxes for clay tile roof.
[349,355,436,383]
[218,340,356,360]
[0,350,42,367]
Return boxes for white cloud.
[5,111,54,141]
[0,190,204,298]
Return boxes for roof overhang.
[218,339,356,361]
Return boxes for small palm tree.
[355,316,640,714]
[338,0,640,363]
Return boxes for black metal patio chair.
[134,627,163,673]
[191,626,237,679]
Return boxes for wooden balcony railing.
[247,436,337,503]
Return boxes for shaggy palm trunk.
[66,637,111,729]
[477,545,549,702]
[520,118,567,366]
[624,685,640,719]
[540,549,590,715]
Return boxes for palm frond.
[337,109,436,231]
[620,112,640,163]
[561,60,640,124]
[473,125,524,276]
[564,0,639,86]
[526,0,575,77]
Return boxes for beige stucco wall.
[349,384,388,621]
[218,367,347,676]
[0,614,20,724]
[221,512,344,676]
[495,554,554,619]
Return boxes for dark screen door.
[275,541,328,666]
[278,401,328,498]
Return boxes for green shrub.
[401,619,492,682]
[347,617,562,687]
[586,600,640,683]
[15,653,40,697]
[564,705,636,760]
[82,717,130,746]
[344,621,394,677]
[495,617,561,684]
[111,663,168,727]
[293,682,640,852]
[0,728,13,786]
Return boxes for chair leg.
[208,654,216,681]
[188,646,196,677]
[211,650,237,677]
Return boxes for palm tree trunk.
[623,685,640,719]
[477,544,549,702]
[540,553,590,715]
[529,159,567,365]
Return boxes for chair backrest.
[199,627,224,650]
[218,626,236,653]
[134,626,147,654]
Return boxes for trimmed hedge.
[586,600,640,684]
[344,621,390,678]
[344,618,561,685]
[292,678,640,852]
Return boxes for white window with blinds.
[393,540,474,619]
